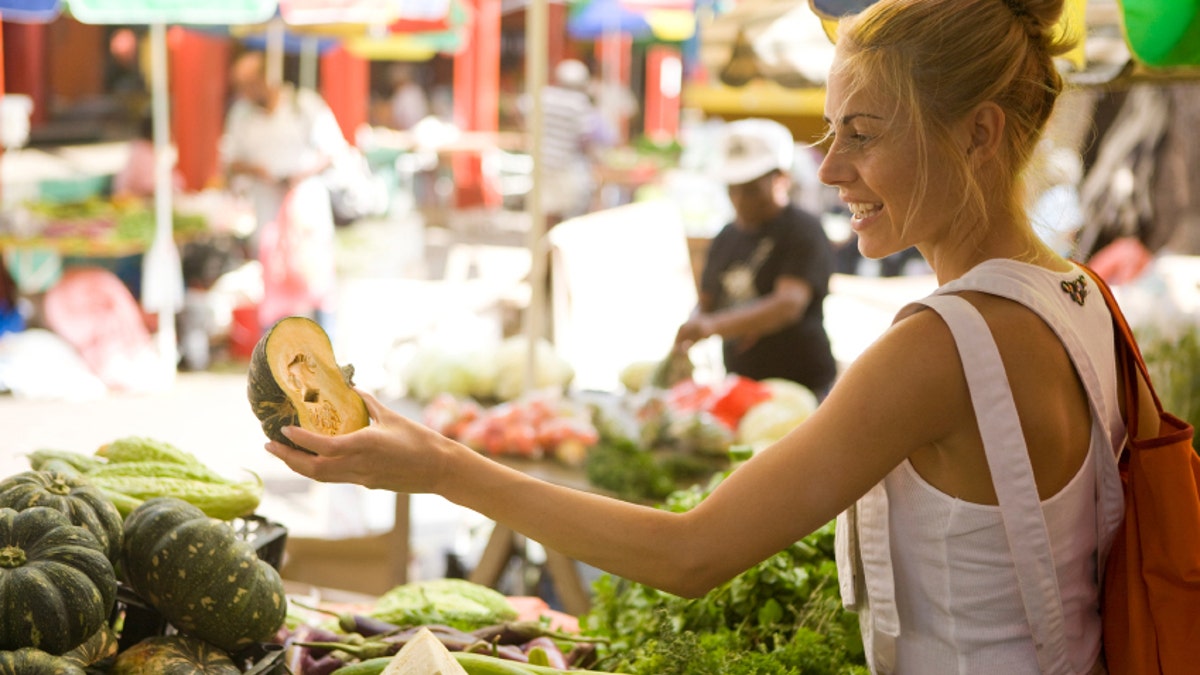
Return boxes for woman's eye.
[834,132,871,151]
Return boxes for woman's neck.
[923,219,1069,285]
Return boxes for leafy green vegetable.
[583,438,681,502]
[1140,325,1200,450]
[582,473,866,674]
[369,578,518,631]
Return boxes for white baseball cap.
[554,59,590,91]
[715,118,795,185]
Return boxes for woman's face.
[817,53,962,260]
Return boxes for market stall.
[0,343,858,673]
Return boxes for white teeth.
[847,202,881,219]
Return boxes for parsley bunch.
[581,474,867,674]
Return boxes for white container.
[0,94,33,149]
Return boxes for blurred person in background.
[220,51,344,336]
[113,114,184,201]
[675,118,837,399]
[538,59,605,225]
[388,63,429,132]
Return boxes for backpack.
[1081,265,1200,675]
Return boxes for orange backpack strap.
[1075,264,1163,443]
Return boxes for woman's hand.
[263,390,455,494]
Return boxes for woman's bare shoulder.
[816,304,972,458]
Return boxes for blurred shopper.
[220,51,343,335]
[539,59,603,225]
[113,115,184,201]
[675,119,837,398]
[105,27,148,131]
[388,63,429,132]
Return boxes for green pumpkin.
[0,470,124,564]
[121,497,287,653]
[60,624,118,669]
[0,648,87,675]
[247,315,368,450]
[111,635,239,674]
[0,507,117,655]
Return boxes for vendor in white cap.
[674,118,837,398]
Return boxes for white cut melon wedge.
[381,627,469,675]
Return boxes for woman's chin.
[857,242,904,262]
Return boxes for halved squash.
[247,316,369,450]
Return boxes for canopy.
[280,0,401,24]
[568,0,651,39]
[0,0,59,23]
[567,0,694,42]
[239,0,466,61]
[67,0,277,24]
[342,0,469,60]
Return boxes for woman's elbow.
[654,554,739,598]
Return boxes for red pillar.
[2,22,48,126]
[644,45,681,142]
[452,9,480,208]
[319,46,369,145]
[1,14,5,203]
[452,0,500,208]
[475,0,499,207]
[0,16,5,97]
[169,28,230,191]
[548,3,567,75]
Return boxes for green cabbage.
[736,389,817,448]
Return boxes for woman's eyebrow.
[822,112,886,125]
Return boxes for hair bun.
[1004,0,1065,37]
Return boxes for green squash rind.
[247,315,368,450]
[121,497,287,653]
[60,624,118,669]
[0,470,124,565]
[110,635,240,675]
[0,648,87,675]
[0,507,117,655]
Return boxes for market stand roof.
[0,0,60,23]
[66,0,277,24]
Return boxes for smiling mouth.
[848,202,883,220]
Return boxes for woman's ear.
[966,101,1006,163]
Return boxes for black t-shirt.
[700,204,837,394]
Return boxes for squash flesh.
[248,316,368,448]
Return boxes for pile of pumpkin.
[0,455,287,673]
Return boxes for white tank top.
[835,260,1126,674]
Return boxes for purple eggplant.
[523,637,568,668]
[304,653,347,675]
[290,600,401,637]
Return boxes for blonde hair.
[831,0,1074,244]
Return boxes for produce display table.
[283,398,607,613]
[379,455,606,618]
[464,457,607,618]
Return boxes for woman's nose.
[817,150,849,186]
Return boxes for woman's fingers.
[280,425,333,453]
[357,389,390,422]
[263,439,321,476]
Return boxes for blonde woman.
[267,1,1143,671]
